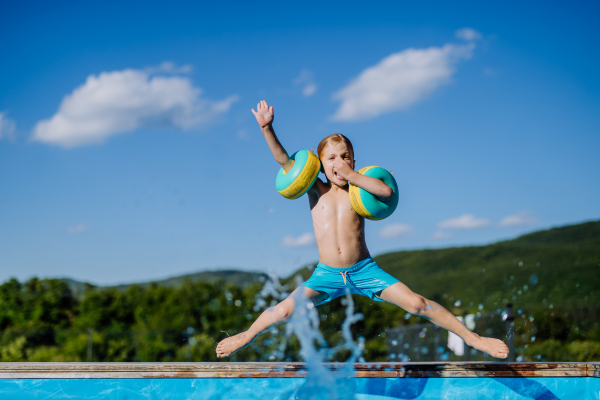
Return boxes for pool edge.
[0,362,598,379]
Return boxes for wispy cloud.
[236,129,250,140]
[67,224,90,234]
[331,43,474,121]
[438,214,490,230]
[455,27,482,41]
[293,70,318,97]
[0,111,16,141]
[281,233,315,247]
[483,67,497,76]
[145,61,193,74]
[431,231,452,240]
[32,64,238,148]
[379,223,413,239]
[500,211,536,227]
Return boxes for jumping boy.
[216,100,509,359]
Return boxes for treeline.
[1,274,599,362]
[0,276,410,362]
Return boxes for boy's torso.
[308,178,370,268]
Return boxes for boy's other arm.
[334,160,393,199]
[252,100,295,173]
[348,172,393,198]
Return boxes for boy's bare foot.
[216,331,253,358]
[467,334,509,359]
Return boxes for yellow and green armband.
[275,150,321,199]
[349,166,398,220]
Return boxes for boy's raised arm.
[252,100,294,173]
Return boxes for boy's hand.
[331,158,355,182]
[251,100,274,128]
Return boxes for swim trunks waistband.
[315,256,374,273]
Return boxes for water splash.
[286,276,364,399]
[254,274,365,399]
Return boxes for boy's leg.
[378,282,509,359]
[216,286,326,358]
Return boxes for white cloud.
[0,111,16,141]
[32,66,238,148]
[379,223,413,239]
[500,211,536,227]
[67,224,90,234]
[331,43,474,121]
[431,231,452,240]
[438,214,490,230]
[281,233,316,248]
[293,70,318,97]
[455,27,482,41]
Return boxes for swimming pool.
[1,362,598,399]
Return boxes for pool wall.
[1,362,599,399]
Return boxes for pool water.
[1,376,599,399]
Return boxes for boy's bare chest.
[311,190,358,223]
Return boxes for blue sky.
[1,1,599,285]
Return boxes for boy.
[216,100,508,359]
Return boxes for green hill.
[291,220,600,313]
[110,270,268,290]
[61,269,268,296]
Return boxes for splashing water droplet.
[454,300,462,307]
[529,316,534,322]
[404,313,412,320]
[516,355,524,362]
[529,274,539,286]
[478,304,484,310]
[391,340,398,346]
[531,336,536,342]
[441,352,450,361]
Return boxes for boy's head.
[317,133,355,185]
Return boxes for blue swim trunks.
[303,257,400,305]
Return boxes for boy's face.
[320,142,355,186]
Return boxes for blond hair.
[317,133,354,160]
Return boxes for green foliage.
[523,340,600,362]
[0,220,598,362]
